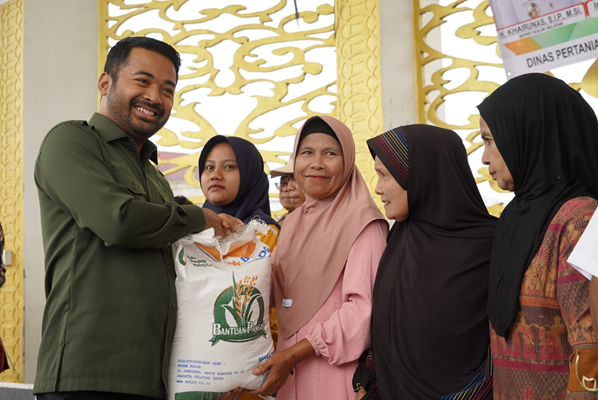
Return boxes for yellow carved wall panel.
[99,0,383,211]
[413,0,598,216]
[335,0,384,200]
[0,0,24,383]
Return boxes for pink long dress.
[275,220,387,400]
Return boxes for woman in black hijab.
[354,124,496,399]
[198,135,279,228]
[198,135,281,400]
[478,73,598,398]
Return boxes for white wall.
[379,0,418,129]
[23,0,98,382]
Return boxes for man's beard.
[106,86,167,140]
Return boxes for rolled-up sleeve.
[305,220,387,365]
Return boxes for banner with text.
[489,0,598,78]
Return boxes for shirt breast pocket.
[146,173,172,204]
[113,169,147,199]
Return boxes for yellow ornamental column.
[335,0,384,204]
[0,0,24,383]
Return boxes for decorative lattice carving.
[100,0,384,211]
[100,0,338,211]
[0,0,24,383]
[414,0,598,216]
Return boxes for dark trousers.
[36,392,160,400]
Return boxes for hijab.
[272,116,386,339]
[477,73,598,338]
[198,136,279,227]
[368,125,496,398]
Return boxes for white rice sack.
[168,220,275,400]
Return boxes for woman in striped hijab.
[354,124,496,399]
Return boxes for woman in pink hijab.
[251,116,388,399]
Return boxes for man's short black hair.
[103,36,181,82]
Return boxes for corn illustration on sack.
[168,220,275,400]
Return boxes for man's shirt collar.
[89,112,158,164]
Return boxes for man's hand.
[218,214,243,233]
[202,208,228,238]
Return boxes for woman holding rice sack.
[251,116,388,399]
[353,125,496,399]
[478,73,598,399]
[198,135,281,400]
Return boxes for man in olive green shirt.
[34,37,233,399]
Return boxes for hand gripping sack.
[168,220,275,400]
